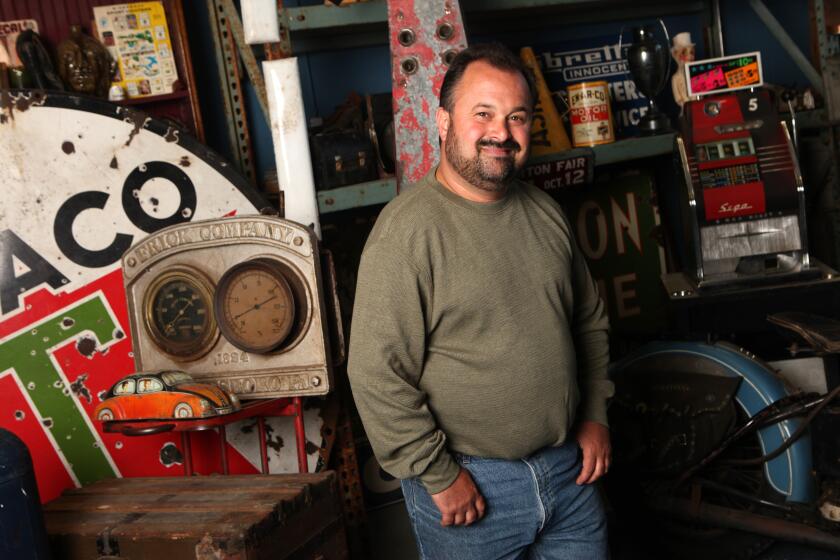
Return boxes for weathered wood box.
[44,473,348,560]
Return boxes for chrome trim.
[781,121,810,267]
[678,136,705,280]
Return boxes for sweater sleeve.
[347,236,460,494]
[568,221,614,427]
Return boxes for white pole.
[263,57,321,239]
[241,0,281,44]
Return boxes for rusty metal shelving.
[214,1,832,215]
[315,133,677,214]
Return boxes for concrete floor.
[362,499,840,560]
[755,543,840,560]
[366,500,419,560]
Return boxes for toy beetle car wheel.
[98,408,114,421]
[174,403,193,418]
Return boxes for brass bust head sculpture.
[57,25,114,98]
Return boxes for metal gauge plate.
[214,259,296,354]
[143,267,218,360]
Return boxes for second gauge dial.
[215,259,296,353]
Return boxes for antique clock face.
[143,268,218,360]
[214,259,297,353]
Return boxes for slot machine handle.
[618,25,625,56]
[781,89,799,153]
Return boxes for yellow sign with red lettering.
[520,47,572,155]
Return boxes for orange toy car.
[95,370,241,421]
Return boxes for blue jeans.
[400,444,608,560]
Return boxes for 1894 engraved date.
[214,351,250,367]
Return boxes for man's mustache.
[477,138,520,152]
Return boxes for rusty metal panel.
[387,0,467,189]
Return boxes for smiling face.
[672,45,695,65]
[436,60,533,199]
[60,41,99,93]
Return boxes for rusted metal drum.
[568,80,615,147]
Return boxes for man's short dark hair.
[439,43,537,113]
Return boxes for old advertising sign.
[559,170,669,333]
[0,92,318,503]
[522,151,595,191]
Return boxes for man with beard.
[348,43,612,559]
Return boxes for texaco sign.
[0,92,319,502]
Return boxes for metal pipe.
[694,478,795,513]
[748,0,825,95]
[712,0,725,56]
[780,120,811,267]
[294,397,308,473]
[219,425,229,475]
[649,496,840,552]
[788,100,800,152]
[258,416,269,474]
[181,432,193,476]
[680,390,830,485]
[726,383,840,467]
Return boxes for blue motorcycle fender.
[610,341,815,503]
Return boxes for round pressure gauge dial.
[144,267,217,360]
[214,259,296,353]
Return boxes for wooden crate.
[44,473,348,560]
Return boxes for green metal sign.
[558,170,669,334]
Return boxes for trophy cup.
[625,25,672,134]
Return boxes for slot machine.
[675,52,812,286]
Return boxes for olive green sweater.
[347,170,612,494]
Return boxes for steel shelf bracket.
[219,0,272,124]
[208,0,258,183]
[748,0,824,96]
